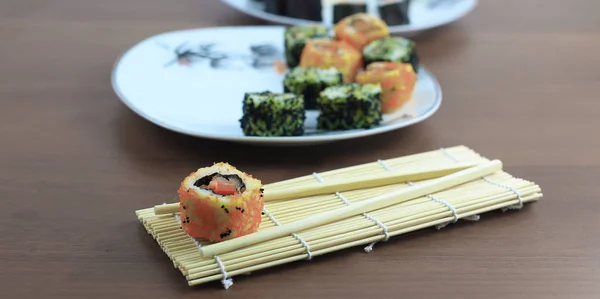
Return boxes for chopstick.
[153,162,478,215]
[265,162,477,201]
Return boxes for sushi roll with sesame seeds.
[333,13,390,51]
[239,91,306,136]
[299,39,363,84]
[355,62,417,113]
[283,67,344,110]
[284,25,330,68]
[178,162,264,242]
[316,83,383,130]
[362,36,419,73]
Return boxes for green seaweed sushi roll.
[283,67,344,110]
[284,25,330,68]
[239,91,306,136]
[363,36,419,73]
[316,83,383,130]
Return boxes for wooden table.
[2,1,599,298]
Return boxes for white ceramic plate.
[220,0,478,36]
[111,26,442,145]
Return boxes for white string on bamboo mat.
[482,177,524,211]
[214,256,233,289]
[405,181,462,229]
[378,159,479,229]
[173,215,233,289]
[262,206,313,260]
[312,172,324,183]
[335,192,389,253]
[313,172,390,253]
[439,147,523,211]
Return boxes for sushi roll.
[363,36,419,73]
[178,162,264,242]
[316,83,383,130]
[355,62,417,113]
[333,13,390,51]
[264,0,323,22]
[284,25,330,68]
[283,67,344,110]
[378,0,411,26]
[299,39,363,83]
[332,2,367,24]
[239,91,305,136]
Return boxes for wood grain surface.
[1,0,599,298]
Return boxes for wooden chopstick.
[153,162,478,215]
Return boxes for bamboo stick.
[197,160,502,258]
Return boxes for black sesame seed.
[241,209,245,213]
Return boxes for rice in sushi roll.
[363,36,419,73]
[284,25,330,68]
[178,162,264,242]
[239,91,305,136]
[283,67,344,110]
[299,39,363,83]
[316,83,383,130]
[355,62,417,113]
[333,13,390,51]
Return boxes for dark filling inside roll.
[194,173,246,195]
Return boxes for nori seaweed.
[333,4,366,23]
[284,25,330,68]
[262,0,410,25]
[363,36,419,73]
[378,0,411,26]
[239,91,306,136]
[264,0,322,21]
[316,83,383,130]
[283,67,344,110]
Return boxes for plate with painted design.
[111,26,442,145]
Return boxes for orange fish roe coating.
[355,62,417,113]
[299,39,363,84]
[178,162,264,242]
[334,13,390,51]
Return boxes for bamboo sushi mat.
[135,145,543,288]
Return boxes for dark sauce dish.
[261,0,411,26]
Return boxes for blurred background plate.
[220,0,478,36]
[111,26,442,146]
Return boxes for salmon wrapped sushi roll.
[178,162,264,242]
[333,13,390,51]
[299,39,363,83]
[355,62,417,113]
